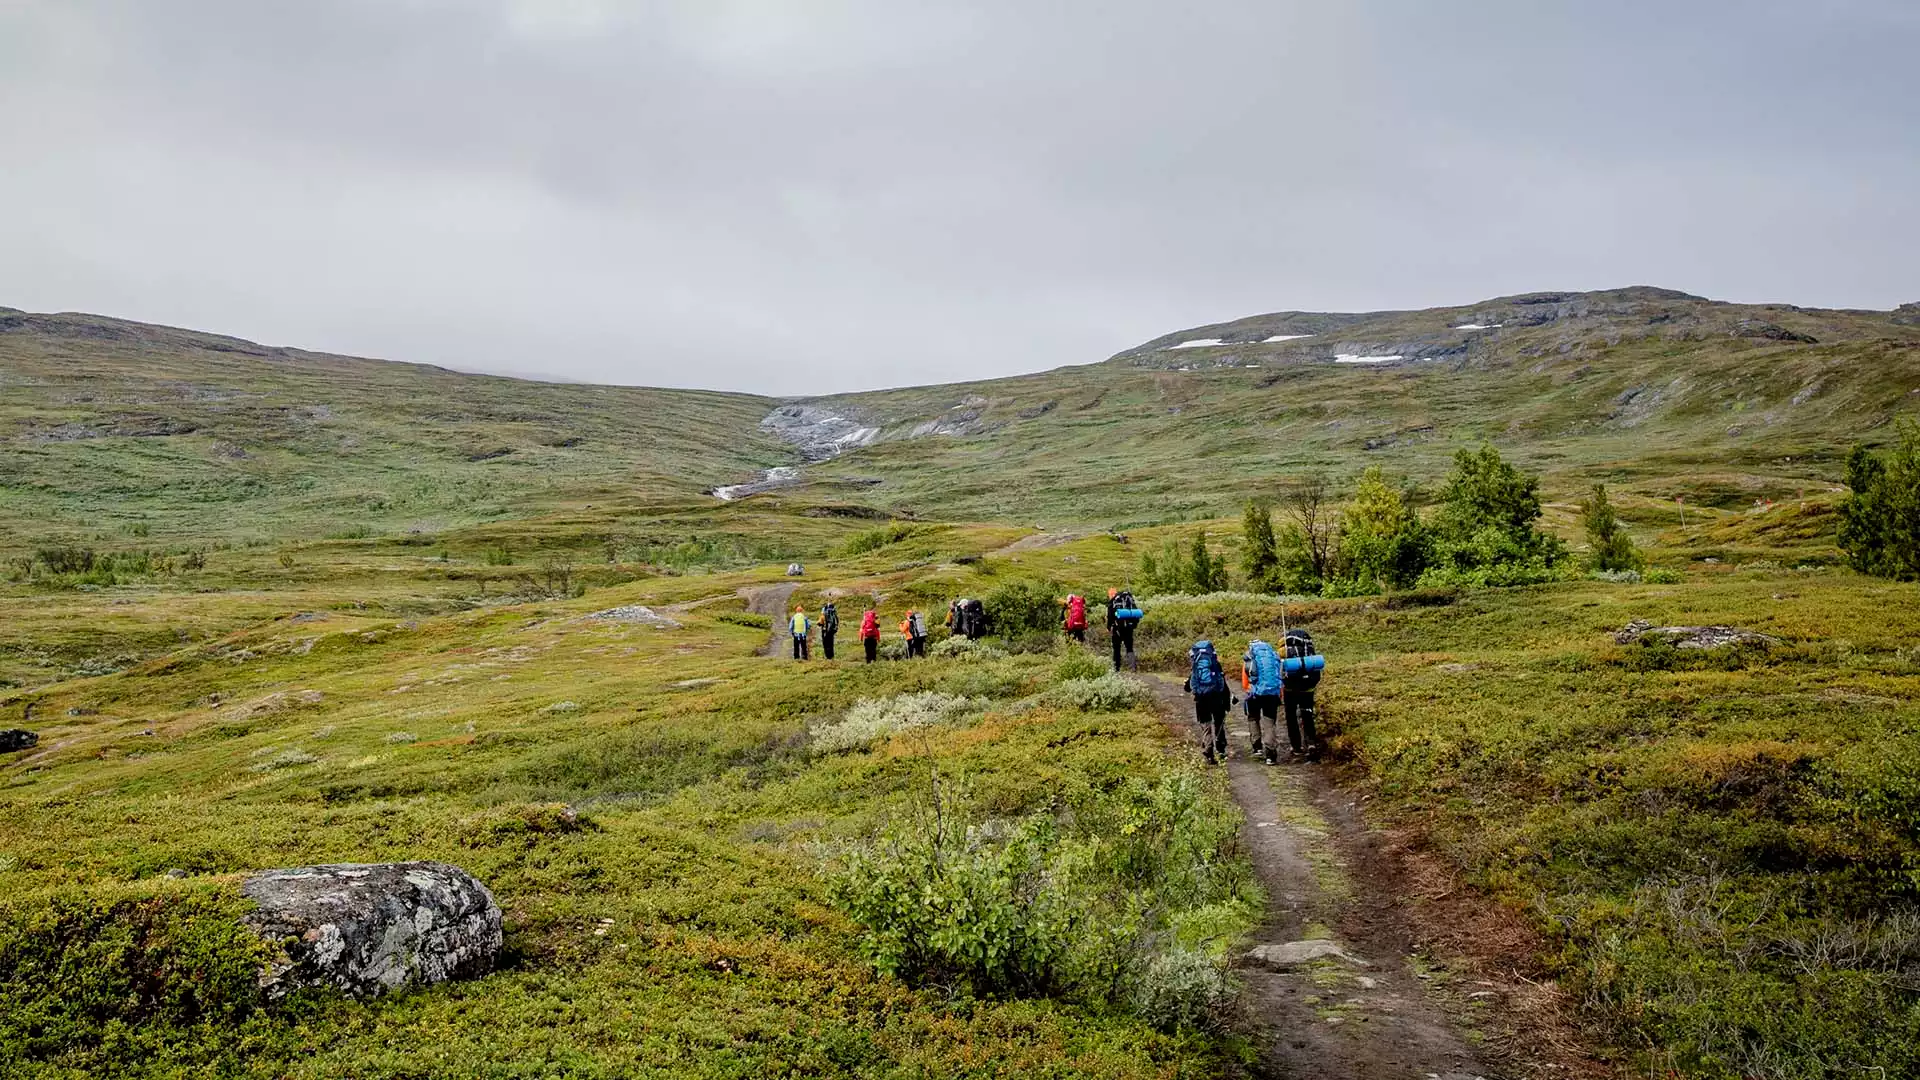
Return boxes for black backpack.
[822,603,839,634]
[1283,628,1320,688]
[1111,590,1141,626]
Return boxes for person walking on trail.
[1242,638,1285,766]
[859,606,881,664]
[1105,588,1142,671]
[819,602,839,661]
[1281,627,1324,760]
[901,610,929,658]
[963,597,987,640]
[788,607,811,661]
[1184,639,1231,765]
[1062,593,1088,644]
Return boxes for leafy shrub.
[716,610,772,630]
[842,521,919,556]
[827,771,1252,1030]
[810,692,987,755]
[1055,649,1110,682]
[930,637,1007,661]
[1643,567,1683,584]
[0,882,273,1075]
[1839,421,1920,580]
[1046,673,1148,712]
[982,577,1063,637]
[1583,483,1643,572]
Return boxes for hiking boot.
[1250,738,1264,754]
[1264,749,1279,766]
[1203,750,1218,765]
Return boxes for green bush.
[1839,421,1920,580]
[842,521,919,556]
[809,692,987,755]
[827,771,1253,1030]
[0,882,275,1076]
[982,578,1064,638]
[1055,650,1110,682]
[1046,674,1149,712]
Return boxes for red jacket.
[859,611,880,639]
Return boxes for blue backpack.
[1188,640,1226,695]
[1246,640,1283,696]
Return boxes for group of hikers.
[784,590,1323,765]
[784,589,1145,670]
[1183,628,1323,766]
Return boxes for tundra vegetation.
[3,296,1920,1078]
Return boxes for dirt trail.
[1144,675,1495,1080]
[742,583,799,657]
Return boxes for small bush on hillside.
[930,637,1007,661]
[1643,567,1684,584]
[1055,650,1110,682]
[810,692,987,755]
[1839,421,1920,580]
[1140,532,1230,595]
[842,521,919,556]
[982,577,1063,637]
[1583,483,1643,572]
[827,770,1252,1030]
[716,610,772,630]
[1046,673,1148,712]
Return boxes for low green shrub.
[809,692,988,755]
[827,770,1253,1031]
[841,521,919,556]
[1046,674,1149,713]
[1055,650,1111,682]
[0,881,274,1076]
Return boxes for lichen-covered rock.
[241,862,501,999]
[1614,620,1778,649]
[0,729,38,752]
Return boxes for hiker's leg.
[864,638,877,663]
[1300,692,1319,755]
[1111,630,1123,671]
[822,632,835,660]
[1210,694,1229,756]
[1284,697,1304,752]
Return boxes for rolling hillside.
[770,287,1920,524]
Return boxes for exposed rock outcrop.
[241,862,502,1000]
[1614,620,1778,649]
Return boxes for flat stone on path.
[1242,938,1371,972]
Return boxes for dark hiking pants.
[1247,694,1281,754]
[1284,690,1318,754]
[1110,624,1136,671]
[821,631,835,660]
[1193,688,1230,759]
[792,635,808,661]
[863,637,878,663]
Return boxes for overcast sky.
[3,1,1917,395]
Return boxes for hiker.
[946,599,966,638]
[901,610,928,658]
[1281,627,1324,759]
[1062,592,1088,643]
[860,606,881,663]
[963,597,987,640]
[819,602,839,661]
[1242,638,1285,766]
[1183,638,1231,765]
[788,607,810,661]
[1105,588,1142,671]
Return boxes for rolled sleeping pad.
[1281,654,1325,673]
[1114,608,1145,620]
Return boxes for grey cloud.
[1,0,1915,394]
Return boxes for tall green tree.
[1189,532,1230,594]
[1337,466,1428,590]
[1428,445,1566,583]
[1241,499,1280,593]
[1840,421,1920,580]
[1583,483,1642,572]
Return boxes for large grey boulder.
[0,729,37,752]
[241,862,502,999]
[1614,619,1778,649]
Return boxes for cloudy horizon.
[3,1,1916,396]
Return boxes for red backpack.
[860,610,880,639]
[1065,594,1087,630]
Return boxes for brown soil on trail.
[1145,675,1605,1080]
[742,583,800,657]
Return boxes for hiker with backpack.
[963,597,987,640]
[901,610,929,658]
[1183,639,1231,765]
[1242,638,1286,765]
[820,602,839,661]
[1281,627,1324,759]
[1105,588,1142,671]
[1062,593,1088,643]
[860,606,881,663]
[788,607,811,661]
